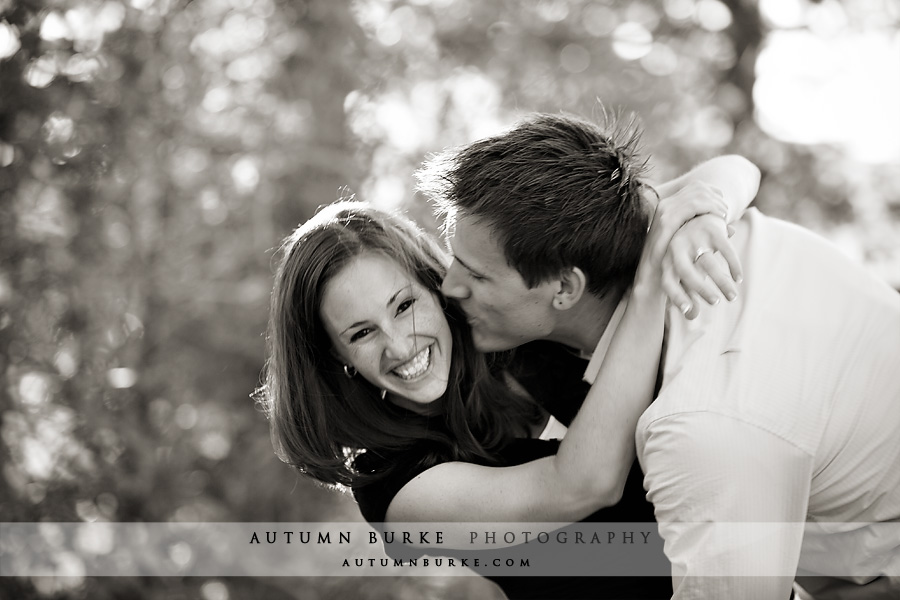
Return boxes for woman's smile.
[390,345,432,381]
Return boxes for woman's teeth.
[393,346,431,380]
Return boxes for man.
[416,112,900,599]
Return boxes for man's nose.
[441,260,470,300]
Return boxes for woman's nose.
[382,327,417,361]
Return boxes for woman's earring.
[343,364,357,378]
[380,389,387,400]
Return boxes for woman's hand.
[662,214,741,319]
[636,180,742,315]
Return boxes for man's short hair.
[417,111,652,296]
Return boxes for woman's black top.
[353,341,672,599]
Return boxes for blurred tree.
[2,0,418,597]
[1,0,897,598]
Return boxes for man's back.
[636,208,900,598]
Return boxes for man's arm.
[638,411,813,599]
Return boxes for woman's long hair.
[256,201,542,488]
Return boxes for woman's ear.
[553,267,587,310]
[330,346,349,365]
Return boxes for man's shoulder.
[635,404,814,462]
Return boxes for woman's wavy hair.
[255,201,542,488]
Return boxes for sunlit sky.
[755,0,900,163]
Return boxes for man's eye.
[397,298,416,314]
[350,328,372,343]
[468,272,485,281]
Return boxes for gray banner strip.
[1,522,897,577]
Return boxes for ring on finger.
[694,247,713,263]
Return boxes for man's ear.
[553,267,587,311]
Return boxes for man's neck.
[545,286,626,355]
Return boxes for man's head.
[416,111,652,352]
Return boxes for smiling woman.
[319,252,453,409]
[256,200,543,489]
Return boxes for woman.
[257,159,756,598]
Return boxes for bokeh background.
[1,0,898,598]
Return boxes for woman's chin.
[388,381,448,413]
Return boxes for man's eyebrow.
[340,285,412,336]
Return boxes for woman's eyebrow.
[339,284,412,336]
[387,284,413,307]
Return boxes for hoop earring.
[343,364,357,378]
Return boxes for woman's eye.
[397,298,416,314]
[349,328,372,343]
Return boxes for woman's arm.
[383,196,710,541]
[385,299,661,547]
[649,155,760,317]
[652,155,760,220]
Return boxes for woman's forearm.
[654,155,760,221]
[384,285,668,532]
[548,283,666,509]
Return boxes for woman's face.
[320,252,453,410]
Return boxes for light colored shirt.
[584,209,900,599]
[537,415,568,440]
